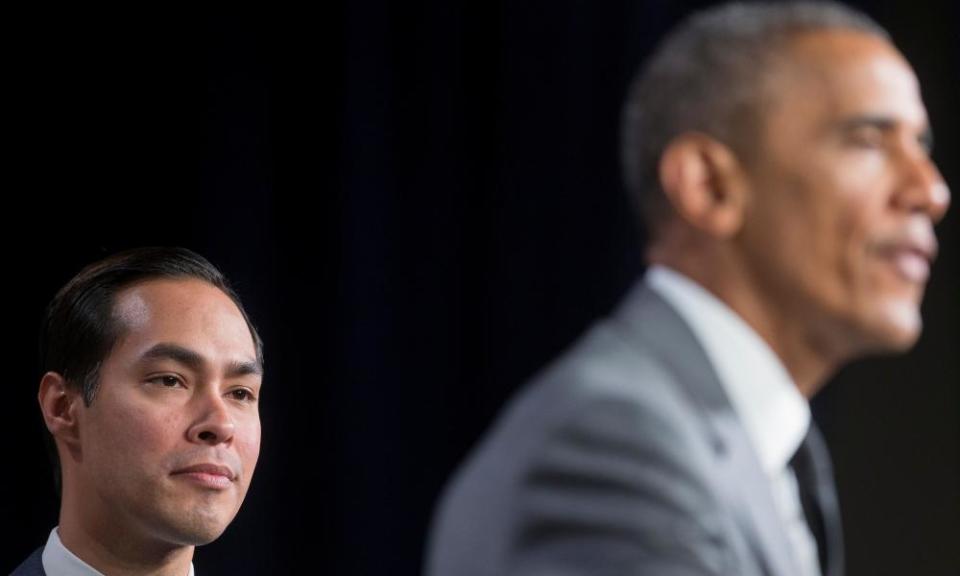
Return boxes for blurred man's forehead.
[756,30,926,136]
[780,31,915,98]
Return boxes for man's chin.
[157,521,231,547]
[149,502,238,547]
[857,301,924,354]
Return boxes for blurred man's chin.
[859,304,923,354]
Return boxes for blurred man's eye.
[847,125,886,148]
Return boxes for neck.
[649,245,840,398]
[58,482,194,576]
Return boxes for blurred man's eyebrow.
[839,114,935,151]
[140,343,263,377]
[839,114,897,131]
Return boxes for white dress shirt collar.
[42,527,196,576]
[645,265,810,475]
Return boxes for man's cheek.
[238,424,262,475]
[106,406,179,465]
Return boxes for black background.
[3,1,957,574]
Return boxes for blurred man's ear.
[39,372,83,452]
[658,132,749,238]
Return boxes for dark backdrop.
[4,1,957,575]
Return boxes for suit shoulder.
[427,319,728,575]
[529,317,707,430]
[9,547,45,576]
[448,316,715,489]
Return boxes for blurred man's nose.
[893,145,951,224]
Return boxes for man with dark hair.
[427,2,950,575]
[13,247,264,576]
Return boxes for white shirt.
[42,527,196,576]
[646,265,822,576]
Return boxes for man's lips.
[888,250,930,283]
[172,463,236,480]
[874,236,938,284]
[171,463,237,489]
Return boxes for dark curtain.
[4,2,957,574]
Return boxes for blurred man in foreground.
[427,2,950,575]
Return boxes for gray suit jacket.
[10,548,45,576]
[426,282,841,576]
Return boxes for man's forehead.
[110,278,257,363]
[767,29,928,128]
[113,278,235,321]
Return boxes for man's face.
[738,30,950,359]
[74,278,262,546]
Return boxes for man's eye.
[229,389,257,402]
[148,375,183,388]
[847,126,885,148]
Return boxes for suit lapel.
[612,282,802,576]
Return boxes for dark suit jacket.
[426,282,842,576]
[10,548,44,576]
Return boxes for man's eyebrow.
[838,114,896,132]
[226,358,264,378]
[140,343,263,377]
[839,114,935,151]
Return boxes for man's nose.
[187,391,236,445]
[894,147,951,224]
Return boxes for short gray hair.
[621,1,889,237]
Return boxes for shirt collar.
[645,264,810,475]
[43,527,196,576]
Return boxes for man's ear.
[658,132,749,238]
[39,371,83,449]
